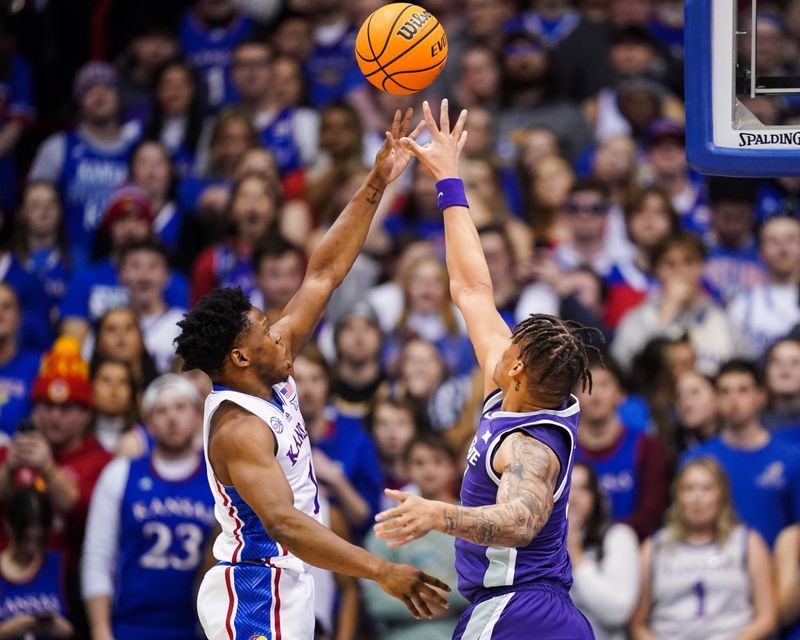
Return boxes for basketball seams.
[383,58,446,93]
[360,11,381,77]
[363,18,442,79]
[374,3,416,62]
[387,58,446,82]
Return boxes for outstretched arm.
[375,432,560,547]
[208,404,449,619]
[402,100,511,395]
[275,108,424,360]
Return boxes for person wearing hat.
[83,373,215,640]
[28,60,142,266]
[58,184,189,346]
[497,31,593,161]
[645,118,710,237]
[0,337,112,634]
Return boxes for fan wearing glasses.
[553,179,623,278]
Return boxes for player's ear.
[508,359,524,379]
[230,349,249,368]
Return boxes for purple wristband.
[436,178,469,212]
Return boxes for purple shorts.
[452,581,594,640]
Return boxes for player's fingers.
[452,108,468,139]
[439,98,450,133]
[399,137,424,156]
[374,522,407,539]
[422,100,438,134]
[399,106,414,136]
[457,130,468,153]
[386,534,417,547]
[410,590,434,619]
[375,503,404,522]
[420,572,452,592]
[402,596,421,620]
[385,488,413,502]
[407,118,426,141]
[418,583,451,609]
[391,108,402,136]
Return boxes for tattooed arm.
[375,433,561,548]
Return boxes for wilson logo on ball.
[355,3,449,95]
[395,11,432,40]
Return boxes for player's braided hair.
[511,314,603,400]
[174,287,252,377]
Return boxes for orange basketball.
[355,3,448,95]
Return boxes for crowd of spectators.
[0,0,799,638]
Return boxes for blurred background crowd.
[0,0,799,638]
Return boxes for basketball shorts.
[453,580,595,639]
[197,558,315,640]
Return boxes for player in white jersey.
[630,458,776,640]
[174,109,450,640]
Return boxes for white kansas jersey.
[203,377,321,566]
[650,525,753,640]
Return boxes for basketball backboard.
[685,0,800,176]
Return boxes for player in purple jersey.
[374,100,598,639]
[174,109,450,639]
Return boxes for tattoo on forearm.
[365,182,384,205]
[443,434,560,547]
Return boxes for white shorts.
[197,561,315,640]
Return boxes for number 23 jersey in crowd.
[115,454,216,639]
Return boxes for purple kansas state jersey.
[456,389,579,603]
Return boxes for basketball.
[355,3,448,95]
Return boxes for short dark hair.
[717,358,763,388]
[478,223,515,257]
[568,179,611,203]
[760,215,800,245]
[233,37,273,58]
[366,396,418,435]
[624,187,680,233]
[7,488,52,541]
[403,432,456,464]
[610,26,658,49]
[252,235,305,273]
[118,237,169,266]
[174,288,252,377]
[511,314,602,402]
[707,176,759,207]
[295,344,332,382]
[764,336,800,368]
[650,231,707,268]
[571,264,609,305]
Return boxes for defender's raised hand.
[374,107,426,184]
[400,98,467,181]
